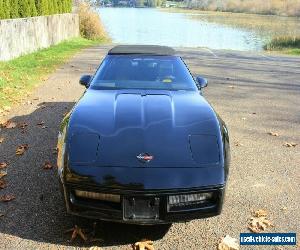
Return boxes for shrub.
[78,2,108,41]
[0,0,73,19]
[19,0,31,18]
[48,0,54,14]
[40,0,49,15]
[57,0,63,13]
[0,0,3,19]
[3,0,11,19]
[264,36,300,50]
[10,0,20,18]
[29,0,38,16]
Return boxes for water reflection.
[98,8,264,51]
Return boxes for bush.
[264,36,300,50]
[2,0,11,19]
[10,0,19,18]
[0,0,73,19]
[19,0,31,18]
[78,2,108,41]
[29,0,38,16]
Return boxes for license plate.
[123,196,160,220]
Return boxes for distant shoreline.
[159,7,300,18]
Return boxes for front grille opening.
[72,190,122,211]
[167,192,217,212]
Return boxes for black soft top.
[108,45,176,56]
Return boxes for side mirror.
[195,76,208,89]
[79,75,92,88]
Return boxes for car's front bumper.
[61,182,225,225]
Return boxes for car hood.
[67,89,224,168]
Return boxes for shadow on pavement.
[0,102,170,248]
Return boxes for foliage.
[0,0,73,19]
[10,0,19,18]
[264,36,300,50]
[78,2,108,40]
[183,0,300,17]
[0,38,101,108]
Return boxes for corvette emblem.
[136,153,153,163]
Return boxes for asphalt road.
[0,46,299,250]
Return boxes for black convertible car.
[57,45,230,224]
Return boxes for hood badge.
[136,153,153,163]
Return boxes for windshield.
[90,55,197,91]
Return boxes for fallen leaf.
[0,162,8,169]
[133,240,154,250]
[65,225,88,242]
[89,247,102,250]
[0,172,7,179]
[43,161,53,170]
[268,132,279,137]
[254,209,268,217]
[0,137,4,143]
[248,217,273,233]
[283,142,297,147]
[2,121,17,129]
[281,207,288,211]
[0,194,15,202]
[218,235,239,250]
[16,144,29,155]
[0,179,7,189]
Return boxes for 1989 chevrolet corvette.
[57,45,230,224]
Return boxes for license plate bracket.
[123,196,160,220]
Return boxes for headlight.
[75,190,120,203]
[168,192,213,206]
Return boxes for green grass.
[0,37,104,110]
[264,36,300,55]
[284,48,300,55]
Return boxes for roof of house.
[108,45,176,56]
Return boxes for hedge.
[0,0,72,19]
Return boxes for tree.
[10,0,19,18]
[53,0,58,13]
[0,0,4,19]
[29,0,37,16]
[19,0,31,18]
[135,0,144,7]
[62,0,68,13]
[41,0,49,15]
[3,0,11,19]
[68,0,73,12]
[48,0,54,14]
[57,0,63,13]
[35,0,42,15]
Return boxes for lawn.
[0,37,102,111]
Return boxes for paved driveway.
[0,46,299,249]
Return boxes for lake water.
[98,8,299,51]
